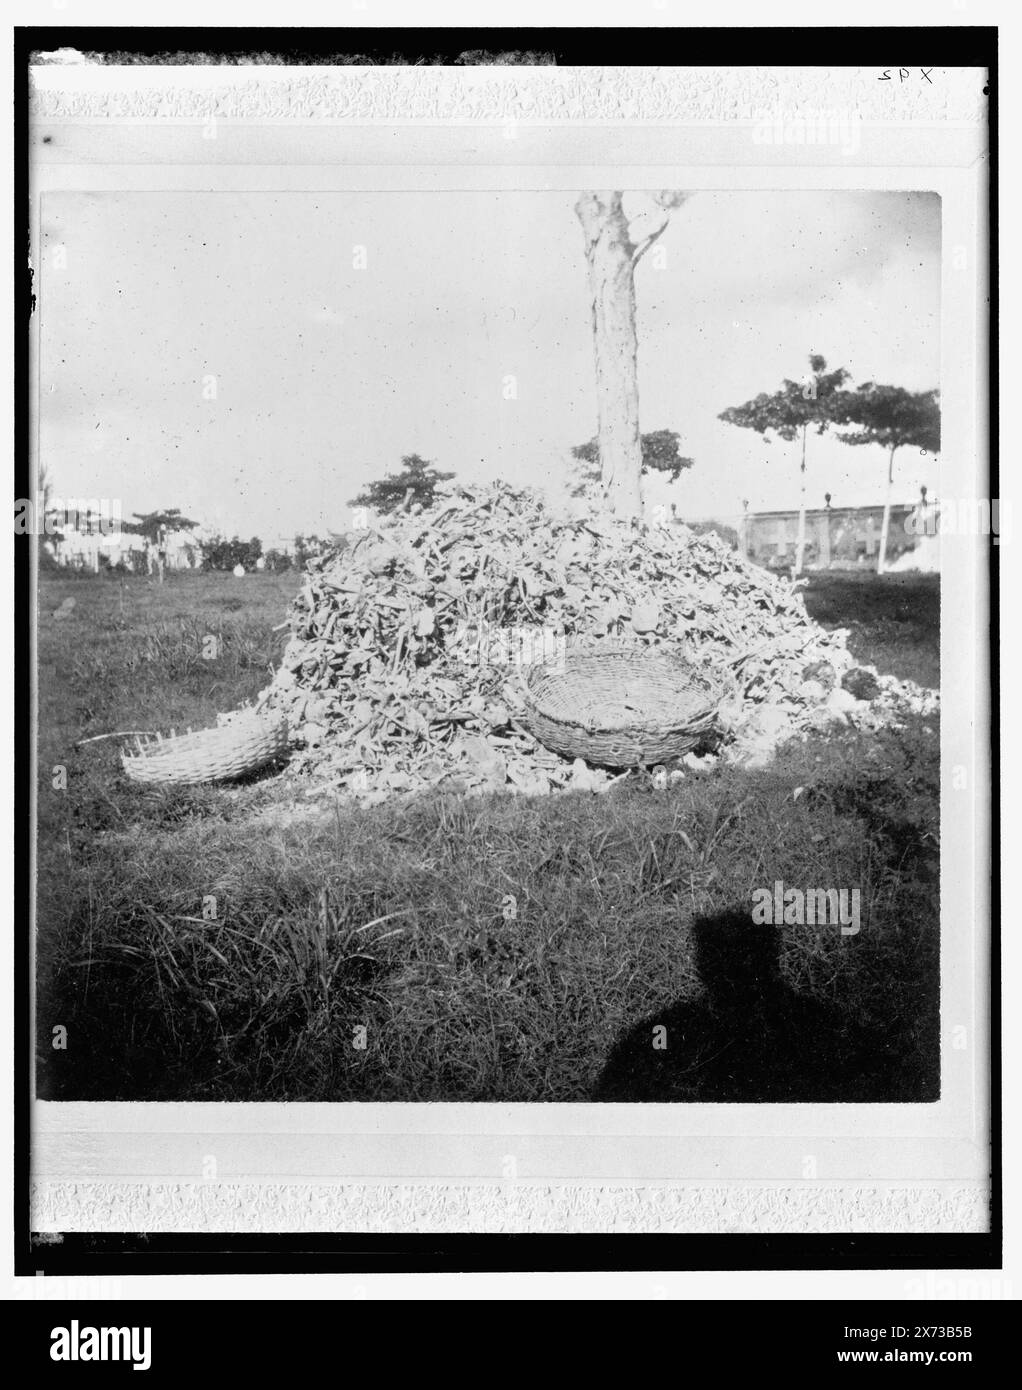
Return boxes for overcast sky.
[39,188,940,539]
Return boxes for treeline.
[200,534,332,572]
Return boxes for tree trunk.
[819,507,832,569]
[575,193,644,519]
[793,424,808,576]
[877,445,896,575]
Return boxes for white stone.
[799,679,826,704]
[826,686,860,714]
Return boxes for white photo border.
[28,62,992,1236]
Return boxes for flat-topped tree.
[718,355,851,575]
[124,509,200,581]
[832,383,940,574]
[575,191,692,519]
[349,454,456,517]
[127,508,200,542]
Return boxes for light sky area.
[39,188,940,539]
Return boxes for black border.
[13,27,1004,66]
[24,1231,1001,1276]
[15,25,1000,1279]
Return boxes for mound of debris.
[255,482,937,800]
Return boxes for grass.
[800,570,940,690]
[36,566,941,1104]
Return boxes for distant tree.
[570,428,694,498]
[126,508,200,543]
[832,383,940,574]
[687,518,740,551]
[201,534,262,572]
[263,548,294,573]
[718,354,850,575]
[120,510,200,581]
[293,534,329,568]
[348,454,456,516]
[38,460,53,517]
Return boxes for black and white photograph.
[35,181,947,1107]
[21,40,995,1253]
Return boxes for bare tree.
[575,191,691,519]
[38,460,53,519]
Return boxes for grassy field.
[36,566,940,1104]
[800,570,940,691]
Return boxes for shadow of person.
[593,907,887,1103]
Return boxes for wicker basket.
[121,713,289,785]
[518,642,726,769]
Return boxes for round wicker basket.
[518,641,726,769]
[121,714,289,785]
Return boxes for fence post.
[819,495,832,569]
[739,499,750,558]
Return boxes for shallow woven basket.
[121,714,288,785]
[519,642,726,769]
